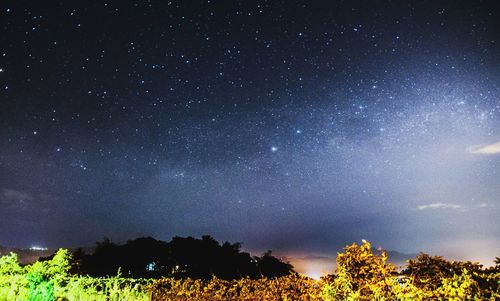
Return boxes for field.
[1,242,498,300]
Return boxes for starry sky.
[1,1,499,264]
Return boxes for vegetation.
[71,236,293,279]
[1,239,498,300]
[150,274,322,300]
[321,241,498,300]
[0,250,151,301]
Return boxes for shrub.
[1,244,498,300]
[322,240,398,300]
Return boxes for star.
[0,0,497,266]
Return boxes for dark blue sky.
[0,1,499,263]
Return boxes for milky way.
[0,1,499,263]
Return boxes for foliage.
[25,271,54,301]
[479,268,500,300]
[321,240,398,300]
[0,249,150,301]
[256,250,295,279]
[56,276,151,301]
[389,278,432,301]
[403,252,499,299]
[0,253,23,276]
[403,253,484,291]
[77,236,294,279]
[435,269,479,300]
[150,274,323,300]
[1,242,499,300]
[404,253,455,290]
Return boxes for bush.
[1,243,498,300]
[150,274,322,300]
[321,240,399,300]
[0,249,151,301]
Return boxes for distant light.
[271,146,278,152]
[304,271,322,280]
[30,246,48,251]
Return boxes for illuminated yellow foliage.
[0,253,23,276]
[322,241,399,300]
[435,269,479,300]
[151,274,323,300]
[1,245,498,300]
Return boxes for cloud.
[417,202,463,211]
[1,189,34,210]
[478,203,500,209]
[416,202,500,212]
[468,141,500,154]
[2,189,33,202]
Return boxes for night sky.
[1,1,499,264]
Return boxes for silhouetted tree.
[69,248,86,275]
[75,235,294,280]
[168,235,259,279]
[256,250,294,278]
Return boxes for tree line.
[60,235,293,280]
[2,239,499,299]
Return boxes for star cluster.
[0,1,499,262]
